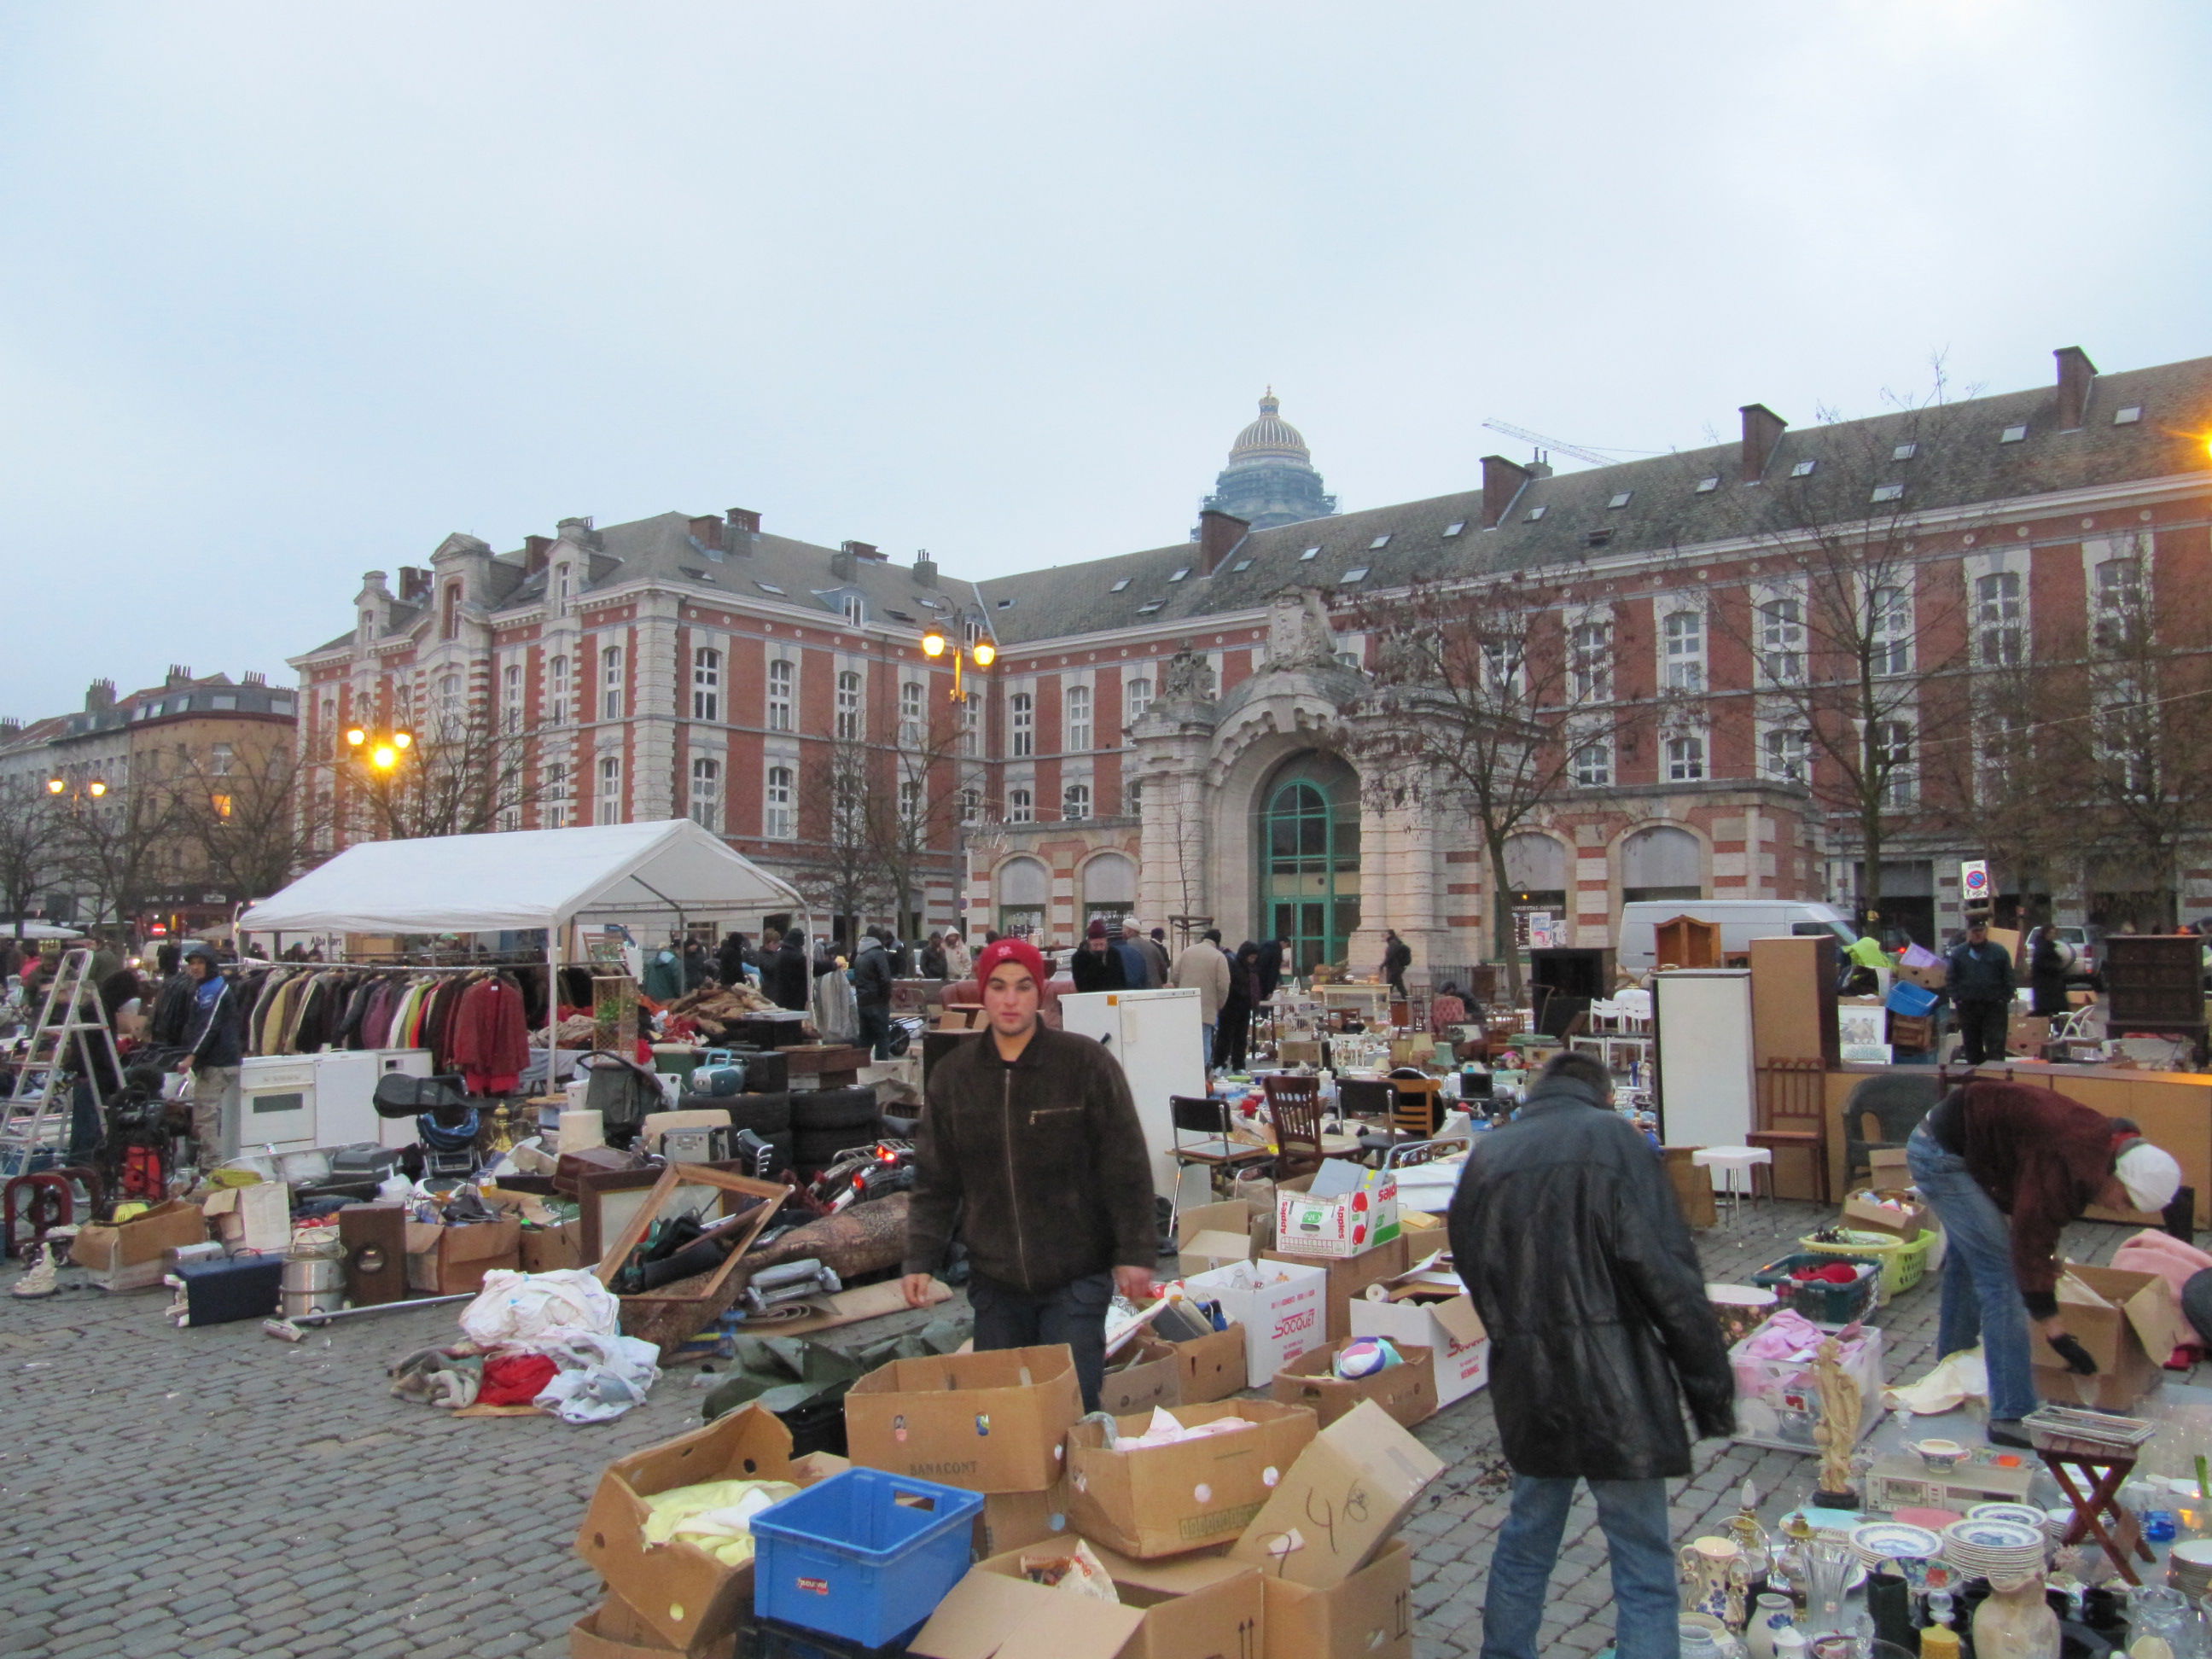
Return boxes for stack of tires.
[672,1069,881,1179]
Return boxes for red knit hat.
[975,935,1048,990]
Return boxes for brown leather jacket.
[903,1024,1156,1295]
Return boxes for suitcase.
[175,1256,285,1325]
[734,1049,789,1092]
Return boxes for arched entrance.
[1257,754,1360,976]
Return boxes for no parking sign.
[1961,859,1990,906]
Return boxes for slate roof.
[975,354,2212,645]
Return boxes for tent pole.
[546,918,561,1082]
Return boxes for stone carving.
[1264,590,1339,672]
[1160,649,1215,703]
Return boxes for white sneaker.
[11,1242,60,1298]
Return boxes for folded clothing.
[641,1478,800,1565]
[479,1352,559,1406]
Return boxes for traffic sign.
[1961,860,1990,903]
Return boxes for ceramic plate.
[1944,1518,2043,1551]
[1851,1522,1941,1560]
[1966,1504,2048,1529]
[2171,1540,2212,1567]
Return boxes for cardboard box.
[1841,1189,1928,1242]
[1271,1342,1437,1429]
[521,1220,589,1272]
[568,1592,736,1659]
[1063,1400,1318,1558]
[573,1405,838,1652]
[1229,1401,1444,1590]
[1184,1260,1329,1380]
[1867,1147,1910,1187]
[1262,1537,1412,1659]
[2031,1262,2192,1410]
[845,1344,1083,1493]
[1098,1337,1184,1416]
[1273,1165,1400,1259]
[975,1487,1072,1557]
[404,1215,522,1294]
[911,1542,1265,1659]
[68,1200,209,1291]
[1263,1235,1412,1342]
[202,1181,292,1253]
[1895,958,1947,992]
[1169,1324,1249,1406]
[1176,1199,1269,1279]
[1347,1292,1489,1407]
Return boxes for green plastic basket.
[1798,1227,1937,1301]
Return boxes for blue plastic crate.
[1884,980,1938,1017]
[751,1469,982,1648]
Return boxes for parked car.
[1615,899,1860,978]
[2049,925,2099,987]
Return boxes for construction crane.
[1480,418,1623,469]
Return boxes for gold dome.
[1228,389,1311,465]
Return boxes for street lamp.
[920,628,994,701]
[46,777,107,799]
[345,726,414,773]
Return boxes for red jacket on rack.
[450,976,529,1095]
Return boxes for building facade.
[0,668,298,934]
[290,346,2212,975]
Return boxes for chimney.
[689,515,724,552]
[0,719,20,740]
[841,539,884,562]
[165,665,193,688]
[398,566,432,604]
[362,570,390,595]
[556,515,600,549]
[725,507,760,538]
[242,670,266,687]
[1480,455,1534,528]
[913,549,939,586]
[2055,346,2098,429]
[85,679,116,712]
[523,534,553,573]
[1740,404,1788,482]
[830,544,857,582]
[1196,509,1249,574]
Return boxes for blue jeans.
[1906,1124,2039,1421]
[969,1270,1113,1412]
[1481,1476,1678,1659]
[1201,1023,1215,1073]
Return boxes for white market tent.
[236,818,807,1051]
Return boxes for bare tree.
[1690,379,1987,931]
[54,782,177,930]
[0,782,64,939]
[1917,652,2073,923]
[790,732,894,945]
[1341,573,1633,1003]
[166,739,336,901]
[342,708,554,842]
[874,695,970,943]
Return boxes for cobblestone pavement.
[0,1202,2192,1659]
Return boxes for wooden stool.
[2040,1442,2153,1585]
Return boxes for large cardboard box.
[1176,1200,1269,1279]
[521,1220,589,1272]
[1063,1400,1318,1558]
[1261,1538,1412,1659]
[1170,1324,1249,1405]
[404,1215,522,1294]
[1184,1260,1329,1380]
[1868,1147,1911,1187]
[1098,1337,1184,1416]
[1229,1402,1444,1590]
[911,1542,1265,1659]
[1273,1166,1400,1259]
[568,1592,736,1659]
[202,1181,292,1253]
[845,1344,1084,1493]
[2032,1263,2192,1410]
[1271,1342,1437,1429]
[69,1200,209,1291]
[1348,1291,1489,1407]
[574,1406,842,1652]
[1262,1235,1411,1342]
[975,1487,1072,1557]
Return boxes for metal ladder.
[0,948,122,1176]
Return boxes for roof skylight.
[1871,484,1904,503]
[1110,579,1132,592]
[1230,558,1254,572]
[1790,460,1817,477]
[1136,601,1164,614]
[2115,406,2143,425]
[1300,546,1320,561]
[1608,492,1633,509]
[1340,567,1370,584]
[1369,534,1391,550]
[2000,425,2028,443]
[1893,442,1918,460]
[1168,568,1190,582]
[1526,505,1546,521]
[1444,520,1466,537]
[1695,477,1719,493]
[755,581,785,596]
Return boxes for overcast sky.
[3,3,2207,715]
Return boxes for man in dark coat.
[1381,929,1412,995]
[1069,918,1127,993]
[766,930,811,1012]
[852,928,895,1059]
[1448,1051,1732,1659]
[716,932,751,988]
[1946,916,2017,1064]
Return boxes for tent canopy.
[237,818,804,938]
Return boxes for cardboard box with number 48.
[1230,1401,1444,1590]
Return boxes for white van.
[1615,899,1859,978]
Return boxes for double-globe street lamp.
[918,628,994,942]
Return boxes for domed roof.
[1228,389,1311,465]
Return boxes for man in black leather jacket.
[1448,1051,1732,1659]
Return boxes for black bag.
[176,1257,284,1326]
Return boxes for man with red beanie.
[902,934,1158,1409]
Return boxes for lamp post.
[44,775,111,934]
[344,725,415,837]
[919,628,994,938]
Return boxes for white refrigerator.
[1056,987,1208,1200]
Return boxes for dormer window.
[841,594,864,626]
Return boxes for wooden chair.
[1388,1074,1444,1140]
[1261,1073,1326,1183]
[1747,1057,1831,1204]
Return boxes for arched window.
[764,765,795,838]
[1062,783,1091,821]
[1064,685,1091,752]
[601,645,625,720]
[548,655,569,726]
[766,658,794,731]
[1010,693,1033,757]
[997,855,1048,937]
[1007,788,1033,824]
[1504,833,1567,911]
[543,761,568,829]
[690,757,722,831]
[692,648,721,722]
[899,681,924,748]
[441,583,461,641]
[1259,754,1361,976]
[1621,824,1703,905]
[595,754,622,824]
[1125,677,1152,723]
[835,671,863,740]
[1082,853,1136,928]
